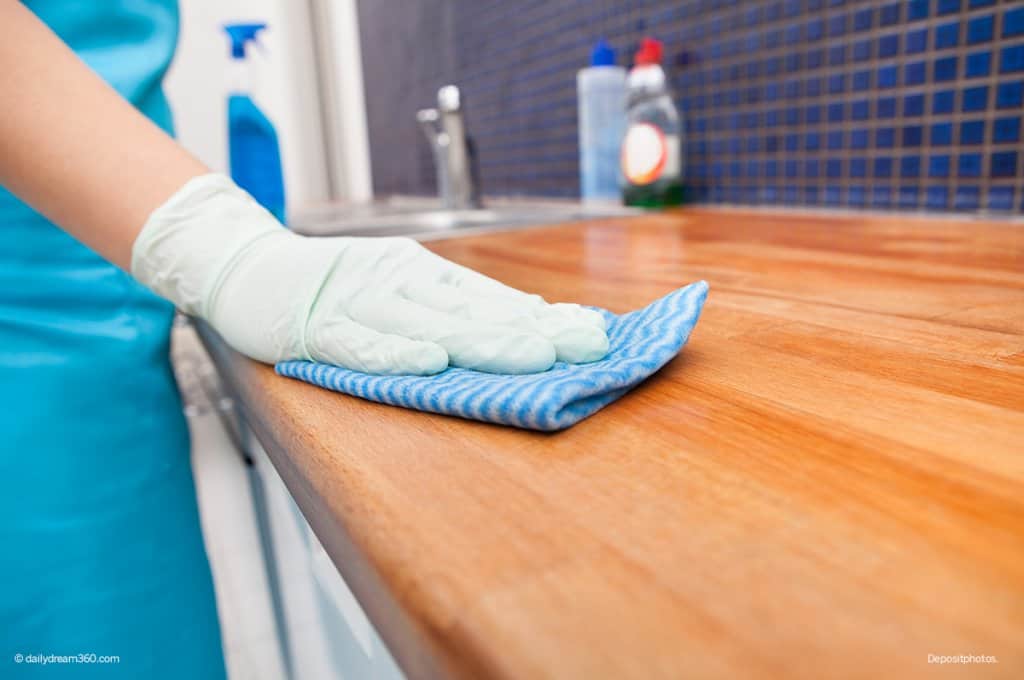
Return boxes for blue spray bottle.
[223,23,286,223]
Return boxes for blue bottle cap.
[224,23,267,59]
[590,39,616,67]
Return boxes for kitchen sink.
[290,198,640,240]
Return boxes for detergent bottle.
[577,39,627,202]
[223,23,286,223]
[621,37,684,207]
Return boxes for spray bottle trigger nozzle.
[224,22,268,59]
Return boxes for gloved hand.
[132,174,609,375]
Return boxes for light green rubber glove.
[132,174,609,375]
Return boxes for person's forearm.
[0,2,207,270]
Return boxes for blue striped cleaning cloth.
[276,280,708,431]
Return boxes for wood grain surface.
[203,209,1024,680]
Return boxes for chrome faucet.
[416,85,479,209]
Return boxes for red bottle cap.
[634,37,663,66]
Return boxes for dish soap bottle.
[223,23,286,223]
[577,39,627,202]
[621,38,683,207]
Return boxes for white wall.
[311,0,373,203]
[164,0,331,208]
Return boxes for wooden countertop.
[203,209,1024,679]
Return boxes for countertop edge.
[195,320,457,680]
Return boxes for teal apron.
[0,2,225,677]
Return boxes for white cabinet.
[245,426,406,680]
[176,321,404,680]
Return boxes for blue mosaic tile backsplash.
[357,0,1024,214]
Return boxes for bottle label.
[621,123,678,186]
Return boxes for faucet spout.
[416,108,452,205]
[416,85,479,209]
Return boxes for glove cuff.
[131,173,287,318]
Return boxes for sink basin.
[290,199,639,240]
